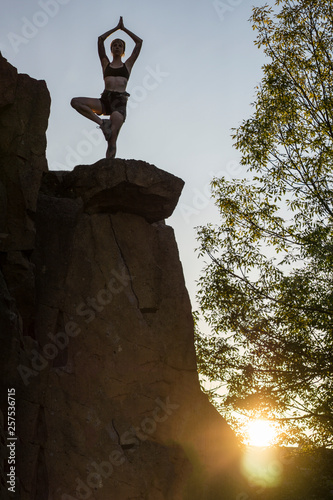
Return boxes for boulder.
[41,158,185,222]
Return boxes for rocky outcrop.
[0,53,50,336]
[42,160,185,222]
[0,55,241,500]
[0,54,50,500]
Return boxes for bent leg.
[106,111,125,159]
[71,97,103,125]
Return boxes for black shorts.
[98,90,130,120]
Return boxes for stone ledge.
[41,158,184,223]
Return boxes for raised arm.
[97,18,122,68]
[118,17,143,71]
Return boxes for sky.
[1,0,276,321]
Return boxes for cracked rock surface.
[0,55,241,500]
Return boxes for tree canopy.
[195,0,333,447]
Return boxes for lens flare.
[241,447,283,489]
[240,420,282,488]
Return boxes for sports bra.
[104,63,130,80]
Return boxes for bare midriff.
[104,75,128,92]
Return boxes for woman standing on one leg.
[71,16,142,159]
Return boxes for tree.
[195,0,333,447]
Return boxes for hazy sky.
[1,0,275,320]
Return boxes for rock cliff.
[0,54,241,500]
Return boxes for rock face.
[0,54,50,500]
[0,53,50,337]
[0,55,241,500]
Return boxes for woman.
[71,17,142,159]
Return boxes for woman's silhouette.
[71,17,142,158]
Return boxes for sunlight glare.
[246,419,277,447]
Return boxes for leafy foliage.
[195,0,333,447]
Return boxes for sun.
[246,419,277,447]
